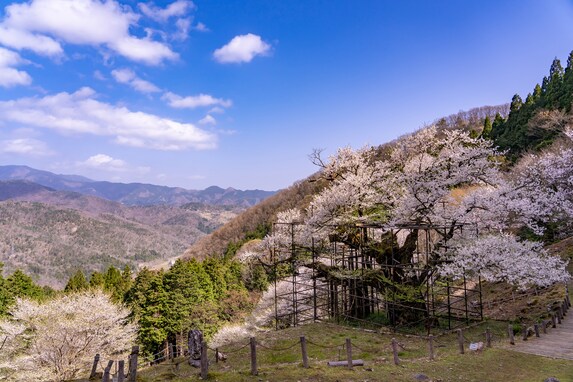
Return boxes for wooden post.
[200,341,208,379]
[566,294,571,308]
[428,335,435,361]
[127,346,139,382]
[391,338,400,365]
[346,338,353,370]
[300,336,309,368]
[534,324,540,338]
[563,300,568,315]
[485,328,492,348]
[90,354,100,379]
[457,329,464,354]
[215,348,219,364]
[117,360,125,382]
[102,360,113,382]
[557,308,563,324]
[522,325,528,341]
[170,343,175,360]
[250,337,258,376]
[542,320,548,334]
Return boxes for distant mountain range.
[0,165,276,286]
[0,165,275,207]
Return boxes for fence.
[88,293,570,380]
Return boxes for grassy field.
[136,320,573,382]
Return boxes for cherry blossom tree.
[264,126,570,316]
[0,290,137,382]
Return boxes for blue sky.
[0,0,572,191]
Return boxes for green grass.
[135,321,573,382]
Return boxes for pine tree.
[561,50,573,110]
[6,270,44,300]
[545,58,565,108]
[480,115,493,139]
[89,271,105,289]
[0,263,13,316]
[64,270,89,292]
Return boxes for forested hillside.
[0,189,238,286]
[491,52,573,157]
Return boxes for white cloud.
[79,154,127,171]
[0,46,31,87]
[194,22,208,32]
[213,33,271,64]
[139,0,194,22]
[0,138,52,156]
[199,115,216,125]
[0,0,177,65]
[208,106,225,114]
[0,87,217,150]
[162,92,232,109]
[173,17,191,41]
[111,68,160,94]
[0,25,63,57]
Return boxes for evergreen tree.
[480,115,493,139]
[125,268,168,355]
[89,271,105,289]
[6,270,44,300]
[0,263,13,316]
[509,94,523,113]
[561,50,573,110]
[545,58,565,108]
[64,270,89,293]
[163,259,216,336]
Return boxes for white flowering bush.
[0,290,137,382]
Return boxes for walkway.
[509,289,573,360]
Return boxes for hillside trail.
[508,282,573,360]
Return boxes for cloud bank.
[0,87,217,150]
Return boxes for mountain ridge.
[0,165,275,207]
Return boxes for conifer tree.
[64,270,89,292]
[6,270,44,300]
[481,115,493,139]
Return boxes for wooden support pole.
[508,325,515,345]
[90,354,100,379]
[127,346,139,382]
[563,300,568,315]
[485,328,492,348]
[391,338,400,365]
[215,348,219,364]
[557,308,563,324]
[102,360,113,382]
[542,320,548,334]
[428,335,435,360]
[117,360,125,382]
[457,329,464,354]
[300,336,309,368]
[346,338,353,370]
[250,337,258,376]
[552,313,557,328]
[566,294,571,308]
[170,343,175,360]
[534,324,540,338]
[522,325,528,341]
[200,341,208,379]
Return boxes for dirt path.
[509,285,573,360]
